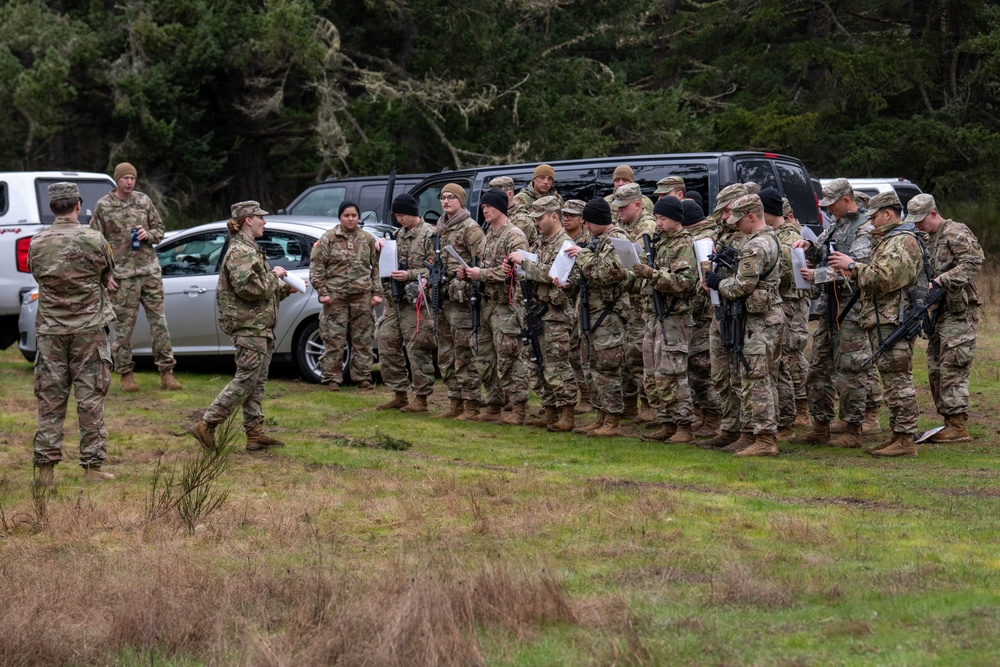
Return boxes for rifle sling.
[590,290,622,334]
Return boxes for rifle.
[708,244,739,272]
[519,277,545,368]
[389,258,408,325]
[470,256,481,356]
[709,243,750,374]
[641,233,669,346]
[423,234,446,334]
[861,283,944,368]
[577,237,599,363]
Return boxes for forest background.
[2,0,998,242]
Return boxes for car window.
[775,161,819,228]
[258,230,310,270]
[734,160,779,190]
[288,186,348,216]
[158,231,228,276]
[35,178,114,225]
[0,182,7,216]
[892,185,922,209]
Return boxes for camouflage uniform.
[684,219,722,420]
[522,226,578,409]
[204,231,293,430]
[91,189,176,374]
[924,219,983,417]
[573,226,629,415]
[856,219,923,435]
[619,206,657,407]
[605,192,655,226]
[29,213,116,469]
[568,227,594,405]
[804,210,877,426]
[309,224,381,386]
[474,220,530,408]
[510,183,562,245]
[377,221,436,397]
[709,223,748,434]
[774,221,810,427]
[436,209,485,401]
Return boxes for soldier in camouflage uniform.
[30,183,117,485]
[91,162,181,392]
[781,198,812,426]
[609,183,657,421]
[457,189,530,424]
[828,191,922,457]
[793,179,879,448]
[605,164,655,224]
[630,197,698,443]
[493,175,538,246]
[374,194,436,412]
[309,201,382,390]
[703,195,784,457]
[561,199,594,413]
[191,202,296,452]
[654,176,685,201]
[434,183,485,419]
[699,183,750,449]
[907,194,984,442]
[507,196,578,432]
[563,199,629,437]
[509,165,561,244]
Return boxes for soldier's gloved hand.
[631,263,655,279]
[704,271,722,290]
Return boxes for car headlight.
[22,291,38,305]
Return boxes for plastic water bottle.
[131,228,141,250]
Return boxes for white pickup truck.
[0,171,115,349]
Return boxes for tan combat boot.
[829,419,847,434]
[246,425,285,450]
[870,432,917,457]
[190,420,216,451]
[862,407,882,435]
[722,432,755,453]
[575,400,594,415]
[776,425,795,440]
[400,395,429,413]
[83,466,115,481]
[667,423,695,444]
[120,372,139,393]
[734,433,779,457]
[794,399,810,427]
[473,404,502,422]
[455,400,481,421]
[437,398,463,418]
[691,405,705,430]
[641,423,677,442]
[530,406,558,428]
[621,398,639,419]
[637,398,656,424]
[377,391,410,410]
[590,413,621,437]
[930,414,972,443]
[865,432,897,455]
[694,411,722,438]
[799,419,831,445]
[548,406,576,432]
[501,401,527,426]
[355,381,374,390]
[698,430,740,449]
[574,410,605,434]
[36,464,55,487]
[160,371,182,391]
[830,422,863,448]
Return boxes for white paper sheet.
[548,240,577,284]
[516,250,538,276]
[378,239,398,278]
[609,237,642,271]
[791,247,811,289]
[444,244,469,269]
[283,272,306,293]
[693,237,719,306]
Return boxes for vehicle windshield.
[288,186,348,216]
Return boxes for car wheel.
[293,318,353,384]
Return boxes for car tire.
[293,318,353,384]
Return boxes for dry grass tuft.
[708,560,797,609]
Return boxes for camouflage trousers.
[774,298,808,427]
[477,301,529,407]
[623,299,646,404]
[110,274,176,374]
[588,310,627,415]
[687,317,721,416]
[438,300,481,401]
[647,313,695,425]
[805,320,868,424]
[739,312,784,435]
[319,294,374,385]
[928,308,979,416]
[569,316,592,405]
[709,310,746,432]
[530,311,578,408]
[204,336,274,432]
[867,326,918,434]
[376,298,437,397]
[33,331,112,468]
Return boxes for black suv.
[408,152,821,231]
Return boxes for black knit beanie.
[582,198,613,227]
[653,196,684,222]
[682,199,704,226]
[391,193,419,217]
[759,188,784,217]
[480,188,509,216]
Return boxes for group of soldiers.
[350,166,983,459]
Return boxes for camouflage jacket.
[718,226,783,317]
[309,225,381,299]
[573,226,628,315]
[774,221,809,302]
[476,220,528,303]
[508,209,538,247]
[605,192,654,225]
[523,228,575,315]
[218,231,293,339]
[927,219,984,313]
[90,190,165,280]
[435,209,484,303]
[383,220,433,305]
[570,228,592,247]
[29,218,115,335]
[511,183,562,214]
[687,219,717,321]
[640,227,697,317]
[807,209,872,323]
[856,220,922,329]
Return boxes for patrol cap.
[904,193,936,223]
[654,176,685,195]
[854,191,871,208]
[529,195,562,218]
[713,183,748,214]
[231,200,269,219]
[743,182,760,195]
[48,182,81,202]
[609,182,642,208]
[561,199,585,216]
[866,190,901,212]
[729,194,764,223]
[488,176,515,190]
[819,178,853,207]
